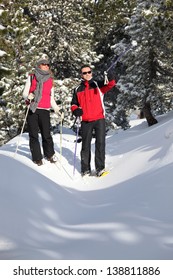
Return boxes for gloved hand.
[104,71,109,85]
[26,93,35,105]
[73,107,83,117]
[28,93,35,101]
[54,108,64,119]
[25,99,30,106]
[107,71,115,81]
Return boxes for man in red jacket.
[71,64,116,177]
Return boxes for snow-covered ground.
[1,111,173,260]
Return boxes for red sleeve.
[100,79,116,94]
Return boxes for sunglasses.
[82,71,92,75]
[41,63,49,66]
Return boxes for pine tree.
[25,0,98,77]
[17,0,102,130]
[115,0,173,127]
[90,0,136,129]
[0,0,32,145]
[2,0,173,145]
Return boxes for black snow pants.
[81,118,105,173]
[27,109,55,161]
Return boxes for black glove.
[73,108,83,117]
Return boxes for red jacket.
[71,78,116,121]
[29,74,53,109]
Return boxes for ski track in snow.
[1,112,173,260]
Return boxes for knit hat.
[37,59,50,67]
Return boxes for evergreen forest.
[0,0,173,145]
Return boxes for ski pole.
[14,104,30,157]
[59,111,63,167]
[73,117,80,176]
[106,41,137,73]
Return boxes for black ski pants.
[81,118,105,173]
[27,109,55,161]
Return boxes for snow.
[143,9,153,16]
[0,25,5,30]
[1,111,173,260]
[0,50,7,57]
[0,10,4,16]
[131,40,137,47]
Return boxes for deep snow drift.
[0,111,173,260]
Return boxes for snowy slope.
[0,111,173,260]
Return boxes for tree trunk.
[141,102,158,126]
